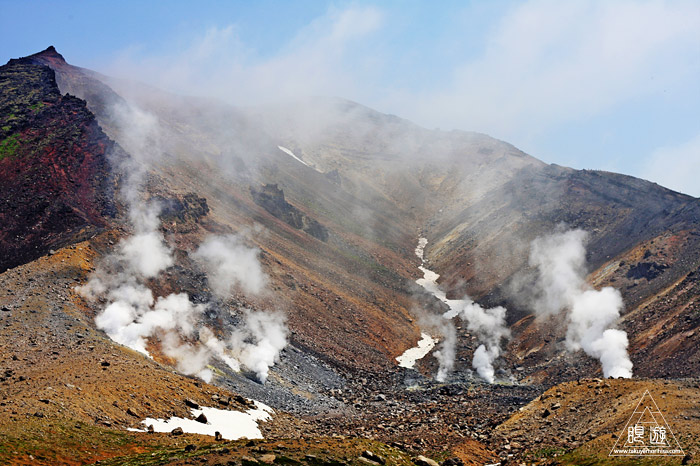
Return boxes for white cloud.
[101,1,699,174]
[394,0,700,139]
[106,5,384,106]
[640,133,700,197]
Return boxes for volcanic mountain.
[0,47,698,465]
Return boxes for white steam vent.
[77,102,287,384]
[529,228,633,378]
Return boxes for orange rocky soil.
[495,377,700,465]
[0,235,456,466]
[0,238,301,465]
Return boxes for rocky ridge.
[0,59,117,272]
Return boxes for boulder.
[441,458,464,466]
[361,450,386,465]
[413,456,439,466]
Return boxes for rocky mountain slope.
[1,47,699,465]
[0,56,117,272]
[247,93,700,382]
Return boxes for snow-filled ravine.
[415,237,464,318]
[130,402,273,440]
[395,237,443,368]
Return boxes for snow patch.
[278,146,309,167]
[136,402,273,440]
[414,237,428,259]
[396,332,437,368]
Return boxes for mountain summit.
[8,45,67,67]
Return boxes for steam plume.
[433,328,456,382]
[529,229,633,378]
[77,103,287,383]
[228,310,288,384]
[452,300,509,383]
[192,234,268,297]
[193,236,288,384]
[415,311,456,383]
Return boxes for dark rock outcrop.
[155,192,209,232]
[626,261,668,280]
[250,183,328,241]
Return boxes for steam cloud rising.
[192,234,268,297]
[77,103,287,383]
[529,229,633,378]
[414,229,632,382]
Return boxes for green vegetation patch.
[0,134,20,161]
[0,419,162,465]
[99,437,417,466]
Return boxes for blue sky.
[2,0,699,196]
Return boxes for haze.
[1,0,698,197]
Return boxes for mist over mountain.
[0,46,698,465]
